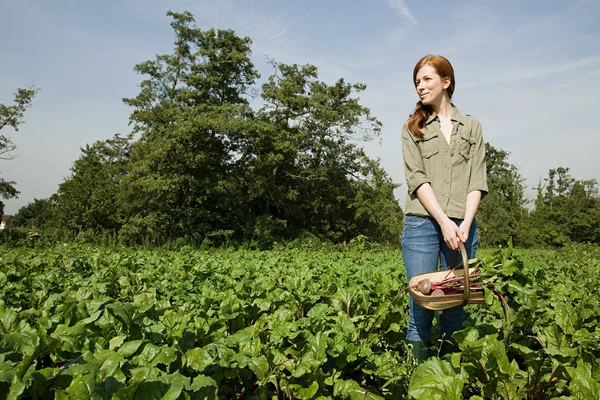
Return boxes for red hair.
[407,55,455,137]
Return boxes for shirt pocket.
[458,132,475,160]
[417,132,440,159]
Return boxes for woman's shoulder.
[401,118,412,136]
[454,108,482,132]
[462,113,481,125]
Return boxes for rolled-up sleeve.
[467,121,488,196]
[402,123,430,195]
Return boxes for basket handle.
[459,242,469,306]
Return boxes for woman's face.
[414,64,450,106]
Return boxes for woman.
[401,55,488,360]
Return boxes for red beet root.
[416,279,432,295]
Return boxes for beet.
[431,289,445,297]
[417,279,432,295]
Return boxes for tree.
[350,157,404,244]
[119,11,260,246]
[530,167,600,246]
[242,61,402,245]
[477,144,528,246]
[51,134,132,241]
[123,11,258,135]
[0,86,38,213]
[566,179,600,243]
[12,196,56,230]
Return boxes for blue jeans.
[402,214,479,341]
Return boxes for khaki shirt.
[401,106,488,219]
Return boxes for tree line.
[3,11,599,249]
[477,150,600,247]
[4,11,402,248]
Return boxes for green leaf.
[2,318,39,356]
[158,372,190,400]
[293,380,319,399]
[501,258,520,276]
[51,323,86,353]
[230,352,250,368]
[408,358,464,400]
[117,340,145,357]
[27,367,72,395]
[131,343,177,367]
[80,310,102,325]
[310,332,328,363]
[188,374,218,398]
[114,380,170,400]
[57,372,124,400]
[105,302,134,329]
[189,375,217,391]
[332,315,356,338]
[510,342,535,356]
[87,350,125,381]
[224,325,254,347]
[186,347,214,373]
[333,379,384,400]
[85,297,111,315]
[6,377,28,400]
[0,362,15,384]
[571,375,600,399]
[133,291,157,313]
[538,325,578,357]
[109,335,126,350]
[128,366,161,382]
[248,355,269,381]
[479,336,513,376]
[307,303,329,319]
[567,360,600,400]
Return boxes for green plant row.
[1,243,599,399]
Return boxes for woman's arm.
[460,119,488,241]
[459,190,482,241]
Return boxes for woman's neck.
[431,95,453,119]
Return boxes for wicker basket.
[407,242,486,311]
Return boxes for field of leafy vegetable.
[1,242,599,399]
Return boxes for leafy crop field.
[1,243,599,399]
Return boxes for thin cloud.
[386,0,418,25]
[176,0,292,64]
[462,55,600,89]
[550,66,600,89]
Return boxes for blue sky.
[2,0,599,214]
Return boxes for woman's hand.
[441,217,465,250]
[458,220,471,243]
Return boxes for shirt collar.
[424,104,466,125]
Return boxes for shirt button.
[445,179,450,184]
[444,194,449,198]
[451,152,454,156]
[446,164,450,168]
